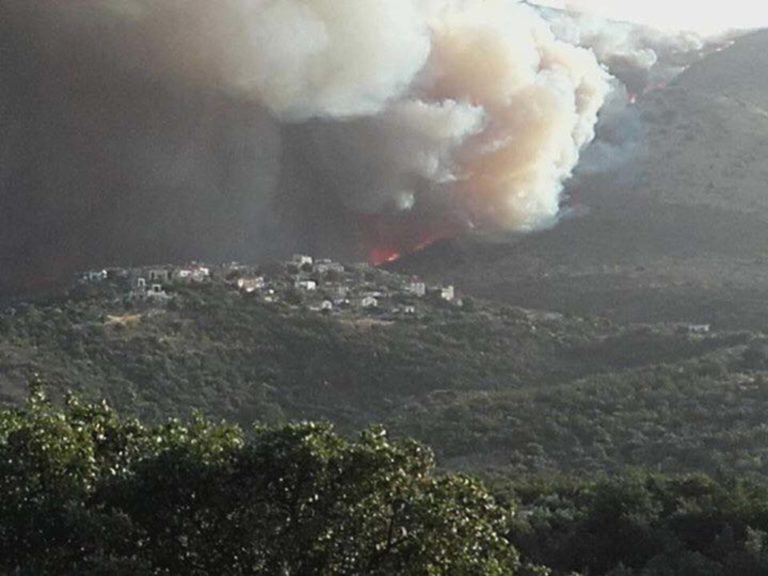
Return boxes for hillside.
[394,30,768,332]
[3,264,768,478]
[8,389,768,576]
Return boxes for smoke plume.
[540,8,723,98]
[0,0,717,292]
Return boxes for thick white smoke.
[531,5,740,182]
[232,0,433,120]
[221,0,609,231]
[423,0,611,229]
[118,0,611,231]
[541,8,710,97]
[39,0,611,233]
[3,0,726,286]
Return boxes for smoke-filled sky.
[0,0,750,294]
[535,0,768,32]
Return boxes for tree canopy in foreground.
[0,384,520,575]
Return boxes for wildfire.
[369,248,402,266]
[361,202,471,267]
[412,230,451,253]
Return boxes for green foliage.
[395,356,768,477]
[505,473,768,576]
[0,281,762,479]
[0,390,518,575]
[7,285,768,574]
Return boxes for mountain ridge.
[394,29,768,330]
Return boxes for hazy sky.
[534,0,768,32]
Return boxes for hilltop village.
[76,255,462,319]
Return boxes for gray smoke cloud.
[0,0,722,293]
[536,6,740,181]
[541,8,708,96]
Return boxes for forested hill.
[2,268,768,479]
[7,391,768,576]
[392,30,768,333]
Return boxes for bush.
[0,387,519,575]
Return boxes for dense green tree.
[0,277,756,479]
[0,387,519,575]
[506,474,768,576]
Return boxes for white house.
[148,269,171,283]
[130,280,170,302]
[405,281,426,297]
[195,266,211,281]
[237,277,266,293]
[361,296,378,309]
[321,300,334,312]
[175,265,211,283]
[314,259,345,274]
[404,305,416,315]
[82,269,108,282]
[295,279,317,291]
[439,285,455,302]
[292,254,314,267]
[688,324,711,335]
[128,277,147,300]
[146,284,169,298]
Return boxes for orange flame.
[369,248,402,266]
